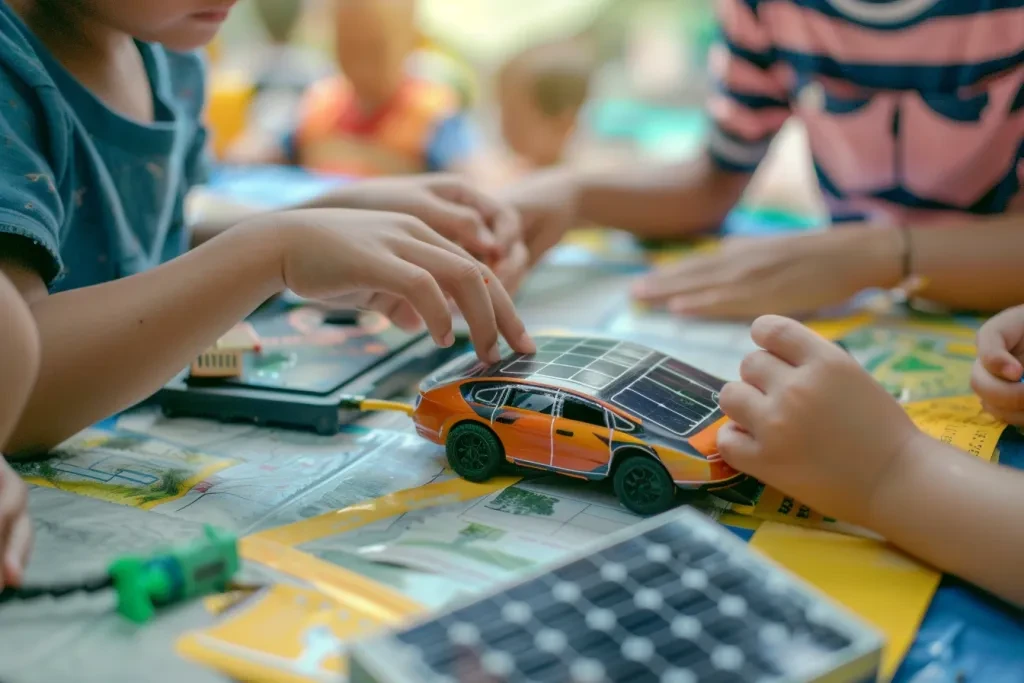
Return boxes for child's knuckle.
[405,269,437,293]
[452,259,483,286]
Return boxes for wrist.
[228,215,291,296]
[864,428,934,536]
[847,224,905,290]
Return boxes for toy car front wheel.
[613,456,676,516]
[445,423,504,482]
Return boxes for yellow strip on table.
[750,523,941,682]
[179,582,420,683]
[250,475,522,548]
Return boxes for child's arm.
[0,272,39,588]
[190,175,528,291]
[717,315,1024,607]
[1,209,534,456]
[503,0,788,258]
[630,212,1024,318]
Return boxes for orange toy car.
[412,335,744,515]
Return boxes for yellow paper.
[178,583,420,683]
[240,537,426,622]
[805,313,876,341]
[252,475,521,548]
[903,395,1007,461]
[750,523,941,681]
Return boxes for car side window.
[506,388,556,415]
[473,386,504,406]
[611,414,636,432]
[561,396,606,427]
[464,382,505,406]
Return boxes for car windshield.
[419,352,485,393]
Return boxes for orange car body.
[412,336,741,491]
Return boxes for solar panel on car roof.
[349,508,883,683]
[499,338,654,392]
[611,358,722,437]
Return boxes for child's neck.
[11,0,154,123]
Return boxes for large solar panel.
[612,358,722,437]
[349,508,883,683]
[500,338,654,392]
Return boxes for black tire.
[446,422,505,482]
[613,456,677,516]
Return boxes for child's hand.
[631,228,902,319]
[500,168,579,268]
[269,208,535,363]
[971,305,1024,424]
[325,175,522,263]
[0,457,31,589]
[717,315,922,527]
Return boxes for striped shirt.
[707,0,1024,226]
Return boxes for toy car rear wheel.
[446,422,504,482]
[613,456,676,516]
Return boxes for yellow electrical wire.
[356,399,416,416]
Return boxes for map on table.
[13,430,239,510]
[288,475,644,610]
[16,411,451,535]
[837,323,977,402]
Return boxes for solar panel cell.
[350,509,883,683]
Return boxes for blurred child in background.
[229,0,480,178]
[0,0,533,456]
[0,273,39,589]
[506,0,1024,319]
[718,313,1024,606]
[497,39,595,173]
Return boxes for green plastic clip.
[108,525,240,624]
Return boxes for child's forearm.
[572,155,751,239]
[0,275,40,450]
[870,432,1024,607]
[2,223,285,455]
[906,214,1024,312]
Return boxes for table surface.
[2,259,1022,683]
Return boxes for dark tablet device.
[156,303,463,435]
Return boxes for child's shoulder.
[0,2,59,91]
[149,46,207,119]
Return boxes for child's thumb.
[977,323,1023,381]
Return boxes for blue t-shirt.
[0,2,207,292]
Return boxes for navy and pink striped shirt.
[707,0,1024,225]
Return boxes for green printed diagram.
[839,326,976,401]
[13,430,238,510]
[485,487,557,517]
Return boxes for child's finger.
[976,317,1023,381]
[667,286,760,319]
[359,293,424,332]
[631,255,728,303]
[3,513,31,587]
[402,242,502,363]
[493,241,529,296]
[739,350,793,392]
[433,178,520,255]
[717,421,761,473]
[718,381,768,435]
[482,266,535,355]
[971,360,1024,411]
[979,400,1024,427]
[421,197,497,256]
[380,258,454,348]
[750,315,827,366]
[0,476,27,570]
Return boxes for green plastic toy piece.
[108,525,240,624]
